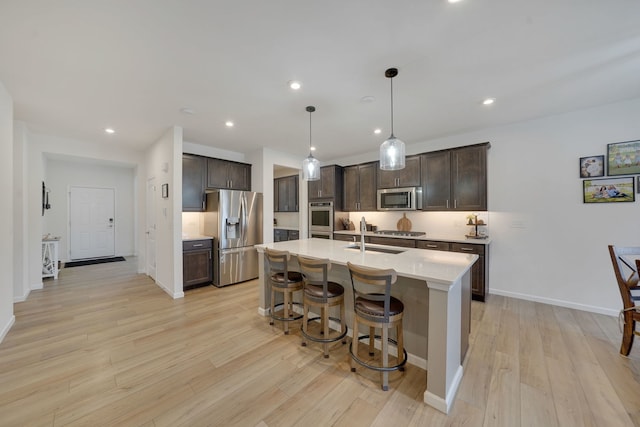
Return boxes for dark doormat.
[64,256,126,268]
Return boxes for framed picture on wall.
[579,155,604,178]
[583,177,635,203]
[607,139,640,176]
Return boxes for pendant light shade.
[302,106,320,181]
[380,68,406,171]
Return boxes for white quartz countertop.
[182,235,213,242]
[256,238,477,286]
[333,230,491,245]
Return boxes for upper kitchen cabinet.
[207,158,251,191]
[377,155,421,189]
[182,154,206,211]
[422,143,489,211]
[274,175,298,212]
[344,162,377,211]
[308,165,343,208]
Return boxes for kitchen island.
[255,238,477,414]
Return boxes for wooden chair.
[297,256,348,358]
[347,261,407,391]
[265,248,304,334]
[608,245,640,356]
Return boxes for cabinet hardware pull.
[427,244,438,248]
[460,247,473,251]
[192,244,203,247]
[446,200,449,209]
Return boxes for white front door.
[69,186,115,260]
[146,178,157,280]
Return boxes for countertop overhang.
[256,238,477,286]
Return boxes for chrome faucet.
[360,216,366,252]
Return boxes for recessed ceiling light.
[448,0,463,3]
[482,98,495,105]
[374,128,382,134]
[310,146,316,151]
[361,96,376,103]
[225,121,234,127]
[105,128,115,134]
[179,107,195,115]
[288,80,302,90]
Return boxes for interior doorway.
[69,186,116,260]
[146,178,157,281]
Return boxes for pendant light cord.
[309,109,312,154]
[389,77,395,137]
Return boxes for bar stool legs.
[298,256,348,358]
[347,261,407,391]
[265,248,304,334]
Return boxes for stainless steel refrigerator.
[203,190,263,287]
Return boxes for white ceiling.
[1,0,639,162]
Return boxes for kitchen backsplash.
[182,212,202,237]
[342,211,490,237]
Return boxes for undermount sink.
[345,244,406,254]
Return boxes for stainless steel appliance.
[309,201,333,239]
[374,230,426,237]
[203,190,263,287]
[377,187,422,211]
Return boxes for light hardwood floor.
[1,257,639,426]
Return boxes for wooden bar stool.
[265,248,304,334]
[297,256,348,358]
[347,261,407,391]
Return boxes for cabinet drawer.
[367,236,416,248]
[183,239,212,251]
[450,242,484,255]
[416,240,450,251]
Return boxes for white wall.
[246,147,307,242]
[147,126,183,298]
[13,122,28,302]
[25,132,146,291]
[0,82,15,341]
[44,157,136,261]
[330,98,640,316]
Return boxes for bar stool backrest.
[265,248,291,279]
[298,256,331,299]
[347,262,397,322]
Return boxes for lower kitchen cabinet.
[183,239,212,289]
[417,240,489,301]
[274,229,299,242]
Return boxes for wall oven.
[309,201,333,239]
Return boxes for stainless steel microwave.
[377,187,422,211]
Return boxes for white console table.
[42,237,60,279]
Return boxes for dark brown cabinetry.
[182,154,206,212]
[207,158,251,190]
[416,239,488,301]
[274,229,300,242]
[367,236,416,248]
[183,239,212,289]
[377,155,422,188]
[450,243,487,301]
[308,165,343,207]
[333,233,356,242]
[344,162,377,211]
[422,143,488,211]
[274,175,298,212]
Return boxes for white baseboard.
[31,281,43,291]
[0,315,16,344]
[424,364,463,414]
[13,288,30,303]
[489,289,619,317]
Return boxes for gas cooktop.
[374,230,426,237]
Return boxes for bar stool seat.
[265,248,304,334]
[298,256,348,358]
[347,261,407,391]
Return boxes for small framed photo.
[161,183,169,198]
[579,155,604,178]
[583,177,635,203]
[607,139,640,176]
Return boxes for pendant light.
[302,106,320,181]
[379,67,406,170]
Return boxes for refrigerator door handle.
[239,193,245,245]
